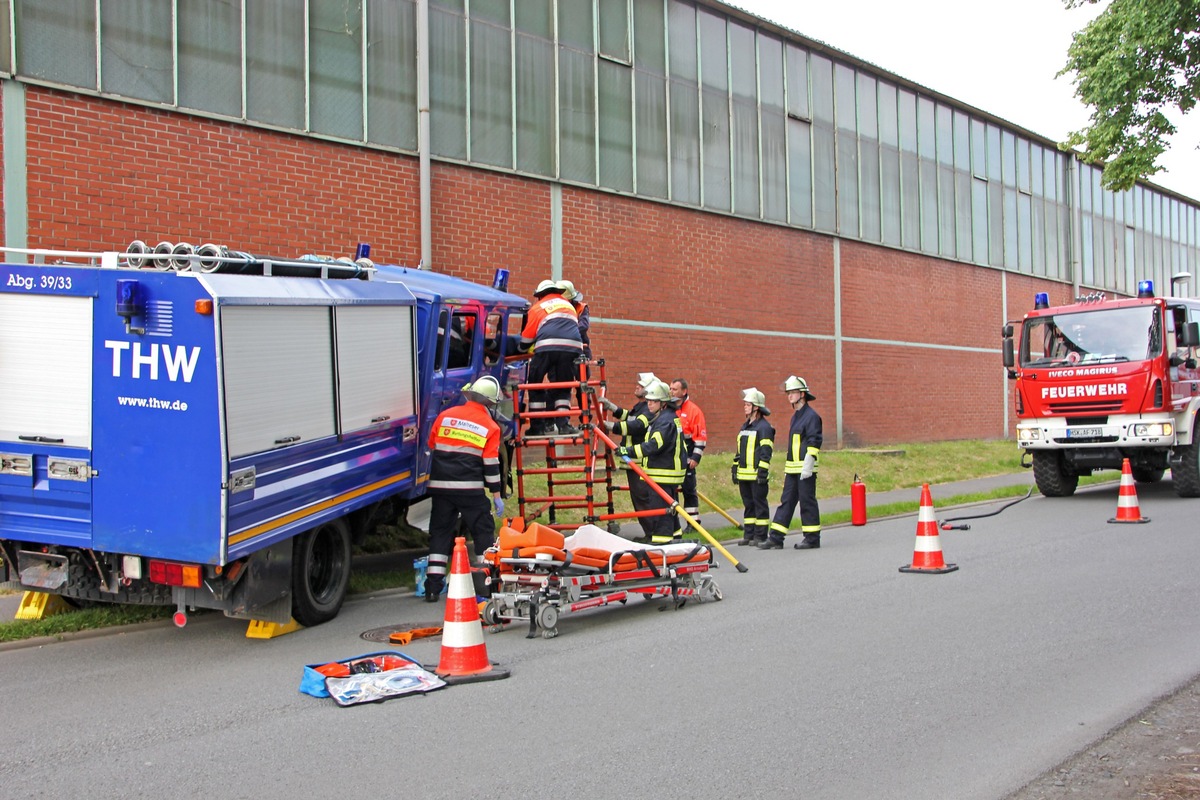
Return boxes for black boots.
[756,538,784,550]
[793,536,820,550]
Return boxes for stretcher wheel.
[536,603,558,631]
[482,599,500,626]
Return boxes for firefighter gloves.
[730,463,739,485]
[493,496,505,516]
[757,468,769,485]
[800,454,816,479]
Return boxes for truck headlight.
[1018,429,1041,443]
[1132,423,1173,437]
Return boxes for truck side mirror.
[1002,324,1013,338]
[1179,321,1200,348]
[1002,338,1015,369]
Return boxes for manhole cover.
[360,621,444,644]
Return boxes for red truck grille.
[1046,400,1124,414]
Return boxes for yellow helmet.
[557,280,577,300]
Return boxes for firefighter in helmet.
[602,372,657,540]
[733,388,775,546]
[763,376,823,550]
[423,376,505,601]
[519,279,583,436]
[616,380,687,544]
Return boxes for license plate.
[1066,427,1102,438]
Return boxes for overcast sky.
[732,0,1200,200]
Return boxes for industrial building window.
[936,103,956,259]
[730,21,759,217]
[431,5,468,160]
[367,0,418,150]
[858,72,881,242]
[669,1,700,205]
[917,97,938,255]
[559,0,596,185]
[15,0,96,88]
[759,34,787,222]
[953,111,973,262]
[100,3,172,103]
[785,43,812,228]
[178,0,242,118]
[597,0,631,63]
[516,31,555,176]
[634,0,667,198]
[835,64,859,237]
[311,0,364,141]
[246,1,304,130]
[699,8,730,212]
[0,0,10,74]
[471,14,513,168]
[898,89,920,250]
[599,59,634,191]
[878,81,900,247]
[811,54,836,233]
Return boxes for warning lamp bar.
[148,560,203,588]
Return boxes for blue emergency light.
[1034,292,1049,309]
[354,242,371,261]
[1137,280,1155,298]
[116,279,142,320]
[492,268,510,292]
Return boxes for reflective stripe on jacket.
[782,403,823,474]
[427,400,502,493]
[735,417,775,481]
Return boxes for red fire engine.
[1002,280,1200,497]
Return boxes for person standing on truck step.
[424,376,505,602]
[601,372,657,541]
[519,279,584,436]
[763,376,823,550]
[734,388,775,546]
[615,380,687,544]
[669,378,708,536]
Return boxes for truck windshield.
[1022,306,1161,367]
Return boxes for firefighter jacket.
[519,292,583,353]
[609,399,649,469]
[782,403,823,474]
[675,396,708,465]
[735,416,775,481]
[630,408,687,486]
[427,399,503,495]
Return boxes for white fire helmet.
[643,380,672,402]
[465,375,501,405]
[783,375,815,399]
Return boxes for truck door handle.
[371,415,391,423]
[274,435,301,444]
[19,435,64,444]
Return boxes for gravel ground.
[1006,675,1200,799]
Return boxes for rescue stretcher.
[481,522,722,639]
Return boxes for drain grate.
[360,621,444,643]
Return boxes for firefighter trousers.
[426,491,495,593]
[769,473,820,544]
[738,480,771,541]
[528,350,579,420]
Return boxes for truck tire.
[291,519,351,627]
[1032,450,1078,497]
[1173,429,1200,498]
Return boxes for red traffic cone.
[899,484,959,574]
[1108,458,1150,524]
[435,537,510,683]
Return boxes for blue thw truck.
[0,244,528,627]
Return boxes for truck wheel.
[1172,429,1200,498]
[291,519,351,627]
[1131,466,1165,484]
[1032,451,1078,497]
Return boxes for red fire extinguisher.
[851,474,867,526]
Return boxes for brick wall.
[13,86,1067,451]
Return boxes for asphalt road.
[3,479,1199,800]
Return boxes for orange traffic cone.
[899,484,959,574]
[435,536,510,684]
[1108,458,1150,524]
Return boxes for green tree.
[1060,0,1200,191]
